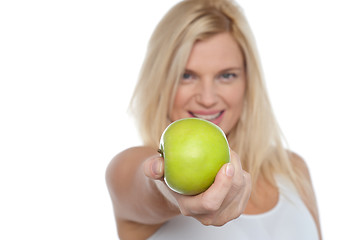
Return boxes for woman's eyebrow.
[183,69,198,75]
[184,67,244,73]
[221,67,244,71]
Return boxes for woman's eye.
[181,72,196,83]
[183,73,192,79]
[220,73,237,80]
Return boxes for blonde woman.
[106,0,322,239]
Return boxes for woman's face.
[170,32,246,135]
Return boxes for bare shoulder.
[288,151,314,201]
[111,146,157,164]
[107,146,156,174]
[289,152,311,179]
[105,146,165,239]
[289,152,322,239]
[105,146,158,196]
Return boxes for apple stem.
[157,149,164,158]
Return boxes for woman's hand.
[143,149,252,226]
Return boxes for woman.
[106,0,322,239]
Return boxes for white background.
[1,0,360,239]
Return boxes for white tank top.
[148,176,319,240]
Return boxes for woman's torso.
[147,176,319,240]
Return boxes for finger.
[196,163,235,213]
[143,156,164,179]
[229,149,242,170]
[220,150,248,204]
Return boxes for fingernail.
[152,160,161,176]
[226,163,234,177]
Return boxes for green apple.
[158,118,230,195]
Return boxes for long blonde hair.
[130,0,308,196]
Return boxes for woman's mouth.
[188,111,224,125]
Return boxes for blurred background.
[1,0,360,239]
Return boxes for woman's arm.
[106,146,251,239]
[105,146,179,239]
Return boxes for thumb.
[143,155,164,179]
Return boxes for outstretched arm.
[106,146,179,239]
[106,146,251,239]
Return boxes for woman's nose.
[195,79,218,107]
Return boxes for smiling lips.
[189,110,224,125]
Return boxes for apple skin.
[159,118,230,195]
